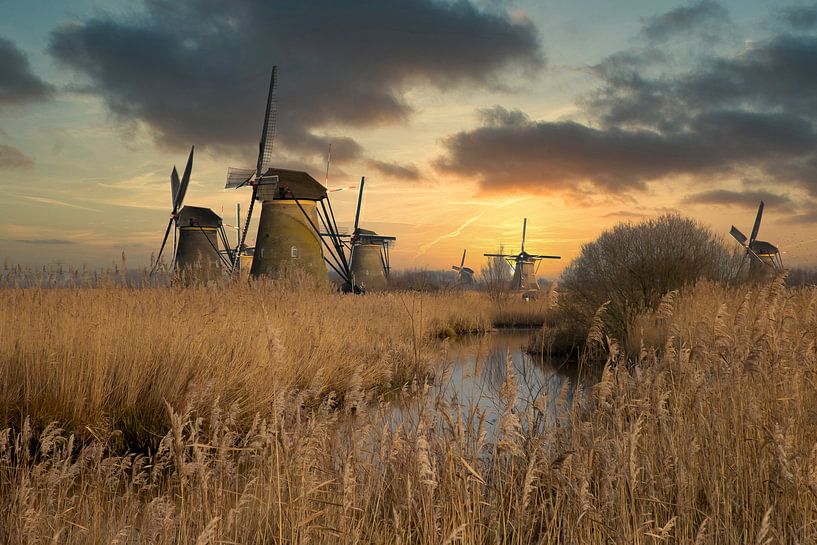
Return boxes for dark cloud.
[0,144,34,168]
[779,3,817,30]
[48,0,542,165]
[0,37,53,107]
[367,159,421,181]
[437,4,817,199]
[682,189,794,209]
[436,106,817,194]
[13,239,76,245]
[640,1,731,43]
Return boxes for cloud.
[367,159,421,181]
[437,106,817,194]
[778,3,817,30]
[48,0,542,165]
[640,1,731,43]
[437,4,817,200]
[0,144,34,168]
[682,189,794,209]
[603,210,648,219]
[0,36,53,107]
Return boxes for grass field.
[1,274,815,543]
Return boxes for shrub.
[555,214,741,349]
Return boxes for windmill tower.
[225,66,350,283]
[152,147,228,283]
[451,249,475,287]
[346,178,396,292]
[729,201,783,277]
[483,218,560,295]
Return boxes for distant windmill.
[152,147,230,282]
[451,249,474,287]
[729,201,783,275]
[484,218,560,294]
[224,65,350,283]
[345,177,396,292]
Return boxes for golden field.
[1,275,816,543]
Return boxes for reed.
[1,275,814,543]
[0,277,502,441]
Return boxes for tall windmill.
[345,177,396,292]
[729,201,784,276]
[483,218,560,294]
[152,147,230,283]
[451,249,474,287]
[224,66,350,283]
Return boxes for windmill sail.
[225,167,256,189]
[256,65,277,177]
[749,201,764,243]
[174,146,194,212]
[170,167,180,210]
[353,177,365,237]
[730,226,748,246]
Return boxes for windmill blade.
[484,253,513,257]
[452,265,461,271]
[174,146,194,211]
[230,185,259,275]
[749,201,764,243]
[353,176,365,237]
[152,217,175,272]
[170,167,180,210]
[730,226,748,246]
[521,218,527,253]
[460,248,466,269]
[530,254,561,259]
[225,167,256,189]
[256,65,277,177]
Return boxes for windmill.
[729,201,783,276]
[337,177,395,292]
[483,218,560,294]
[152,146,231,283]
[224,66,350,283]
[451,249,474,287]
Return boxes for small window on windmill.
[291,246,299,259]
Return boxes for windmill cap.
[749,240,779,255]
[178,206,222,228]
[262,168,327,200]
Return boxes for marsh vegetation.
[1,274,816,543]
[1,215,815,543]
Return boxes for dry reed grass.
[2,275,815,543]
[0,277,502,441]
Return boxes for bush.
[555,214,741,349]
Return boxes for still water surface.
[388,330,587,435]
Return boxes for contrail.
[415,212,485,257]
[413,197,530,258]
[21,195,100,212]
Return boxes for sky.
[2,0,817,276]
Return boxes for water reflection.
[390,331,585,435]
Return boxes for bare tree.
[481,245,512,304]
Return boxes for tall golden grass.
[2,275,816,543]
[0,277,511,438]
